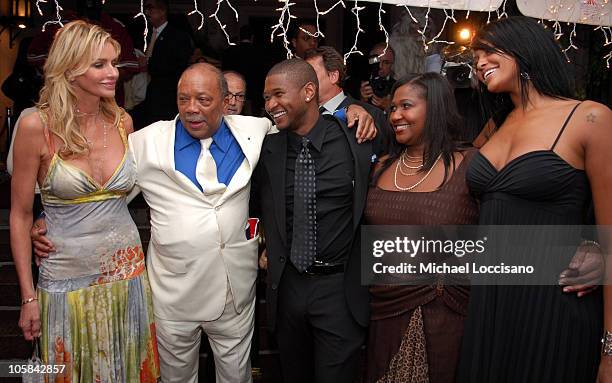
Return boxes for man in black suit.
[304,46,392,152]
[140,0,192,125]
[252,59,376,383]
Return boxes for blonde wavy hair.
[37,20,122,157]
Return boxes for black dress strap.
[551,103,582,150]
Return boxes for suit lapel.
[263,131,288,246]
[216,118,253,206]
[320,97,370,228]
[154,116,205,196]
[338,96,352,110]
[337,119,372,231]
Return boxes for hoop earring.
[520,71,530,80]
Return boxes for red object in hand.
[246,218,260,240]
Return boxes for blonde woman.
[10,21,159,381]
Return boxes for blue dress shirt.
[174,119,246,191]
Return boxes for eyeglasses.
[227,92,246,102]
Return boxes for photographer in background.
[359,42,395,111]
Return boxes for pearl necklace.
[394,153,442,191]
[400,151,423,170]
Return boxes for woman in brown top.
[364,72,478,383]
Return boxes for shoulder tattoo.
[586,112,596,123]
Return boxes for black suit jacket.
[144,23,192,121]
[338,94,391,156]
[251,116,374,331]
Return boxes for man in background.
[290,22,319,59]
[138,0,193,125]
[222,26,265,115]
[359,42,395,111]
[304,46,390,151]
[223,70,247,116]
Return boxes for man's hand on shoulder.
[346,104,377,144]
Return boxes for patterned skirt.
[38,271,160,382]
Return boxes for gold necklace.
[75,106,101,117]
[84,115,109,185]
[394,153,441,191]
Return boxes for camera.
[368,56,394,98]
[440,45,474,89]
[442,63,473,88]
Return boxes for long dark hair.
[372,72,464,187]
[471,16,575,128]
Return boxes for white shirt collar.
[321,90,346,114]
[155,21,168,35]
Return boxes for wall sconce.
[0,0,32,48]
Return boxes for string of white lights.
[399,5,419,24]
[604,50,612,69]
[311,0,325,38]
[376,0,390,56]
[428,8,456,46]
[553,20,563,39]
[320,0,346,16]
[188,0,205,30]
[595,25,612,68]
[210,0,238,46]
[497,0,508,19]
[270,0,296,59]
[561,22,578,62]
[595,25,612,45]
[417,6,431,51]
[299,0,346,40]
[343,0,366,64]
[28,0,612,68]
[35,0,46,16]
[133,0,148,53]
[41,0,63,32]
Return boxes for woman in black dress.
[457,16,612,382]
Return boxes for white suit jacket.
[128,114,275,321]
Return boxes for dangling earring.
[520,71,530,80]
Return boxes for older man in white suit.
[127,63,271,383]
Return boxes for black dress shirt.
[285,115,354,264]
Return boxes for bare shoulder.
[16,111,46,142]
[13,110,47,159]
[122,112,135,135]
[575,101,612,148]
[578,100,611,126]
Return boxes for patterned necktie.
[291,136,317,272]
